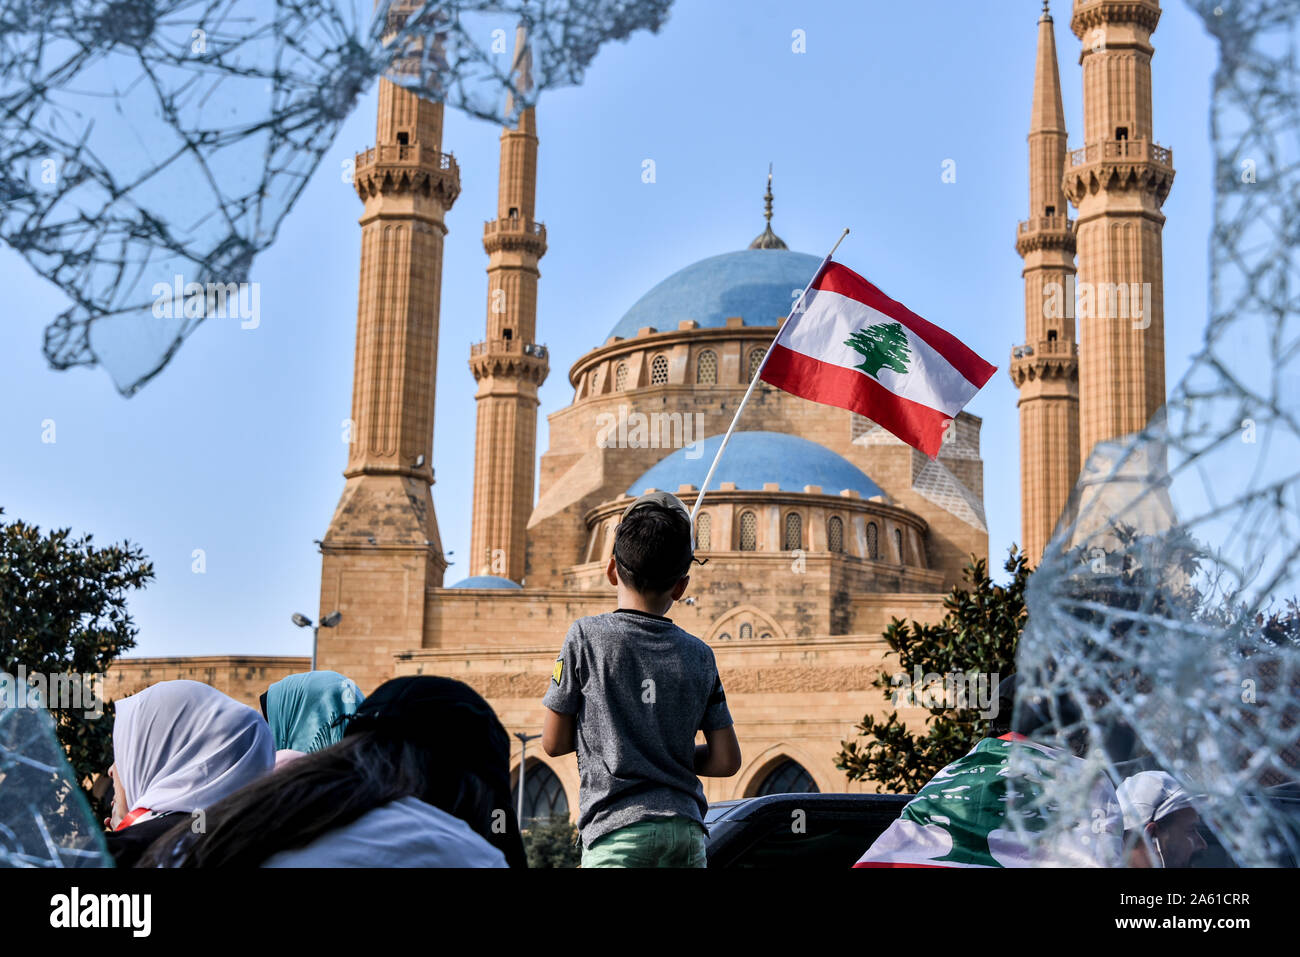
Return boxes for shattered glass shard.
[1008,0,1300,867]
[0,705,111,868]
[0,0,672,394]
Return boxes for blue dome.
[607,249,822,341]
[446,575,523,590]
[626,432,886,499]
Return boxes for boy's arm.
[542,707,576,757]
[694,724,742,777]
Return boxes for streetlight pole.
[293,611,341,671]
[514,731,542,826]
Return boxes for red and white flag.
[760,261,996,457]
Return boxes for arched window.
[867,521,879,560]
[739,622,752,641]
[748,347,766,382]
[894,528,905,564]
[614,363,628,391]
[695,512,712,550]
[650,354,669,385]
[782,511,802,550]
[739,511,757,551]
[755,759,820,796]
[827,516,844,554]
[696,349,717,385]
[511,760,569,824]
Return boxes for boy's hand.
[542,707,577,757]
[694,725,742,777]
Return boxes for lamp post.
[292,611,341,670]
[514,731,542,826]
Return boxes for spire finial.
[748,163,788,250]
[1040,0,1051,20]
[764,163,774,224]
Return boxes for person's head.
[110,679,274,824]
[1117,770,1206,867]
[264,670,363,754]
[143,676,527,868]
[607,492,694,611]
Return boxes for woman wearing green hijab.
[261,671,364,759]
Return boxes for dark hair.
[613,504,694,595]
[139,730,528,868]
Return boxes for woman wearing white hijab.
[104,680,274,867]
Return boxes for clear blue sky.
[0,1,1219,658]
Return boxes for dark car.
[705,785,1300,868]
[705,792,911,868]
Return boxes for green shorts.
[581,816,708,868]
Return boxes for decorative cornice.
[569,324,780,387]
[353,145,461,207]
[468,349,549,385]
[1070,0,1162,37]
[1009,352,1079,387]
[483,218,547,257]
[1016,220,1077,256]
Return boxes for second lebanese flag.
[760,261,997,457]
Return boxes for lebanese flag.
[760,261,996,457]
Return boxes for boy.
[542,491,742,867]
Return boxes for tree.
[0,508,154,812]
[521,815,581,868]
[835,548,1029,793]
[845,322,912,378]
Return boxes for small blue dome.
[607,249,822,341]
[445,575,523,590]
[626,432,886,499]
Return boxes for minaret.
[468,24,548,583]
[1011,1,1079,565]
[1064,0,1175,469]
[318,5,461,691]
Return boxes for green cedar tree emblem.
[845,322,912,378]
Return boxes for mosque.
[106,2,1173,821]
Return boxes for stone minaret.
[1011,2,1079,566]
[1064,0,1175,469]
[468,25,548,583]
[318,10,461,691]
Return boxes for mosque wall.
[397,629,946,804]
[104,656,309,712]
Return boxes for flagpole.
[689,228,850,533]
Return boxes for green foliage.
[521,814,581,868]
[0,508,153,811]
[835,548,1029,793]
[845,322,912,378]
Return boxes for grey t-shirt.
[542,609,733,848]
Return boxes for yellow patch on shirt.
[552,658,563,685]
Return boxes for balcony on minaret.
[482,216,547,257]
[1063,138,1175,205]
[1015,213,1074,256]
[352,143,460,203]
[468,337,550,384]
[1009,335,1078,388]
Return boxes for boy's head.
[611,492,694,599]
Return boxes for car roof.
[705,791,912,824]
